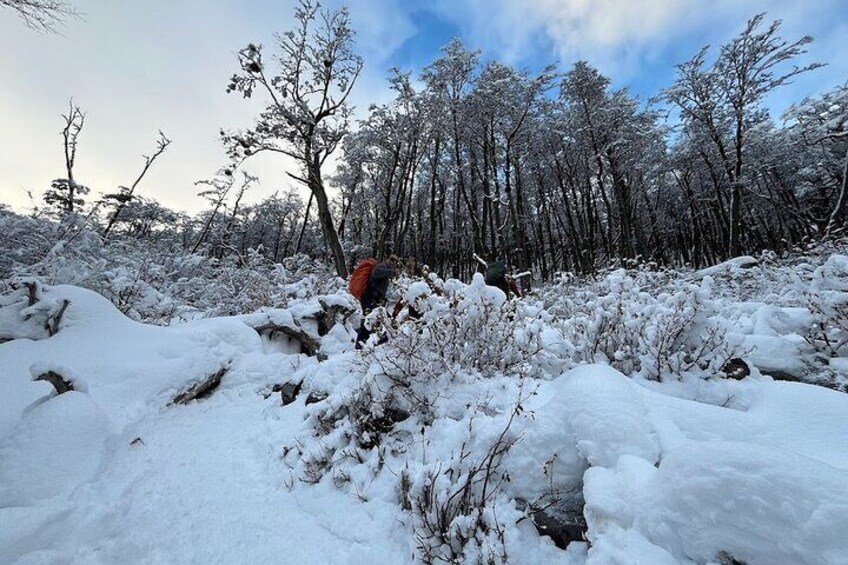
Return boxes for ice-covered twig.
[472,253,488,268]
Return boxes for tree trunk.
[825,143,848,238]
[295,191,314,255]
[308,160,348,278]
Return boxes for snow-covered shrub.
[335,273,569,435]
[802,254,848,389]
[543,269,742,381]
[285,275,573,563]
[0,279,69,341]
[287,356,535,563]
[406,427,516,564]
[4,214,343,324]
[374,273,561,377]
[0,211,59,279]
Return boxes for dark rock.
[378,407,410,428]
[517,494,587,549]
[305,391,328,405]
[716,551,748,565]
[738,259,758,269]
[275,381,302,406]
[358,407,411,448]
[760,369,800,382]
[721,358,751,380]
[34,371,74,395]
[314,299,355,337]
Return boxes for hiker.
[484,259,522,298]
[350,254,401,348]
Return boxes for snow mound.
[694,255,759,277]
[0,284,261,434]
[0,392,111,505]
[557,365,660,468]
[641,442,848,565]
[507,365,659,503]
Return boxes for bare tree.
[43,99,89,216]
[1,0,77,32]
[191,169,256,255]
[102,131,172,238]
[225,0,363,277]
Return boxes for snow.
[693,255,759,277]
[581,374,848,564]
[555,365,660,468]
[2,257,847,564]
[1,284,260,435]
[639,442,848,565]
[0,392,111,505]
[0,317,409,564]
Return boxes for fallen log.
[34,370,74,395]
[46,299,70,337]
[252,322,323,359]
[169,364,229,405]
[313,299,356,336]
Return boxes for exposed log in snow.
[251,321,324,359]
[47,299,69,337]
[169,364,229,405]
[1,280,71,341]
[314,299,356,337]
[34,370,74,395]
[23,280,38,306]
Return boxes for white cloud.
[0,0,842,214]
[434,0,844,84]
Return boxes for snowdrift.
[1,272,847,564]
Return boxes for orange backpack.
[349,258,378,300]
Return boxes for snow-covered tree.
[664,14,823,256]
[225,0,362,278]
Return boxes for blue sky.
[1,0,845,213]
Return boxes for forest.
[2,2,848,564]
[3,3,846,284]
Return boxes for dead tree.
[102,131,172,238]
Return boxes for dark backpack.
[485,260,507,286]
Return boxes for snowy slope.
[0,285,409,564]
[1,277,847,564]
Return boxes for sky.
[1,0,846,215]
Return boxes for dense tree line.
[21,6,848,283]
[333,14,845,280]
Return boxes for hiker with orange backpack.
[349,254,402,348]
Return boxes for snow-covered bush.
[2,212,342,324]
[542,269,743,381]
[308,273,568,445]
[0,278,69,341]
[284,274,572,562]
[367,274,560,388]
[0,210,59,279]
[405,416,519,565]
[802,254,848,390]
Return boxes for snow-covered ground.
[0,285,408,564]
[1,254,847,564]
